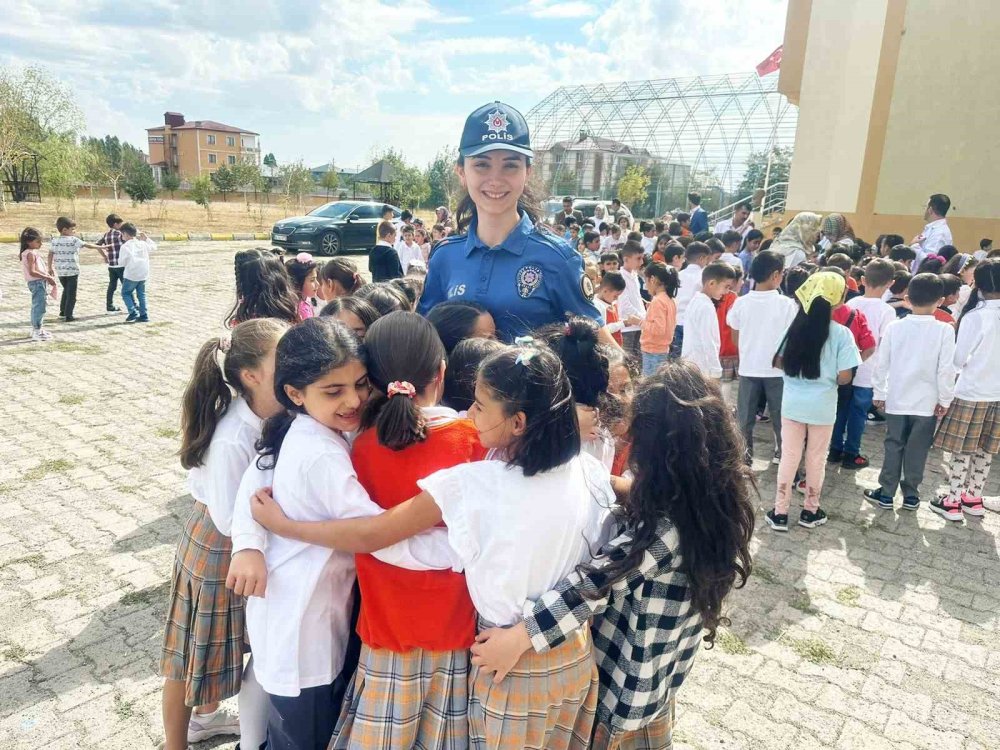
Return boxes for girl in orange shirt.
[640,262,679,377]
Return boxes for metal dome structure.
[526,72,797,216]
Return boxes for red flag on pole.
[756,45,783,77]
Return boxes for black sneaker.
[827,449,843,463]
[901,496,920,511]
[863,488,893,509]
[867,407,886,423]
[136,316,150,323]
[798,508,828,528]
[842,454,870,470]
[125,312,138,323]
[106,306,122,314]
[766,509,788,532]
[63,316,76,322]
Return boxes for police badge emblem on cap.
[460,101,533,159]
[580,274,595,301]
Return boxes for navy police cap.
[459,101,533,160]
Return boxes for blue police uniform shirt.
[418,211,603,341]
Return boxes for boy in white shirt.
[718,230,743,268]
[866,274,955,510]
[672,241,711,356]
[682,261,738,380]
[47,215,108,322]
[639,221,657,256]
[616,241,647,363]
[728,251,798,464]
[396,226,424,273]
[118,222,155,323]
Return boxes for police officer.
[418,101,616,346]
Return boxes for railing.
[707,181,788,227]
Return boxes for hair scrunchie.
[218,334,232,353]
[387,381,416,399]
[295,252,314,263]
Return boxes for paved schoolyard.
[0,240,997,749]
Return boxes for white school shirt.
[681,292,722,378]
[593,297,623,334]
[873,316,956,416]
[417,453,614,627]
[713,218,752,238]
[640,235,656,256]
[396,241,423,272]
[119,237,155,281]
[617,268,646,334]
[187,397,262,537]
[846,296,897,388]
[910,218,952,273]
[675,264,704,326]
[231,414,453,697]
[726,290,797,377]
[952,299,1000,402]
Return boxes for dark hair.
[750,250,784,283]
[781,266,810,297]
[915,254,944,275]
[319,257,363,294]
[534,317,610,408]
[736,200,752,213]
[721,230,741,248]
[783,295,833,380]
[701,261,738,285]
[377,220,396,239]
[226,248,301,327]
[600,270,626,292]
[676,211,691,224]
[319,296,381,335]
[882,234,904,251]
[455,154,540,233]
[889,270,912,295]
[941,253,976,277]
[705,237,725,256]
[621,240,644,258]
[401,225,415,236]
[583,230,600,246]
[745,228,764,243]
[644,262,679,297]
[578,360,754,647]
[627,231,642,242]
[958,258,1000,327]
[400,209,413,221]
[256,318,366,468]
[760,238,773,251]
[356,282,410,314]
[285,255,318,295]
[105,213,123,228]
[359,312,445,451]
[427,300,492,354]
[668,221,682,236]
[639,221,653,233]
[562,195,573,203]
[565,217,579,229]
[389,277,417,308]
[928,193,951,217]
[907,273,945,307]
[611,198,622,206]
[937,245,958,263]
[478,343,580,476]
[19,227,42,259]
[862,258,895,287]
[664,245,685,265]
[687,192,701,206]
[442,337,505,412]
[599,252,620,266]
[180,319,288,470]
[888,244,916,263]
[939,273,962,298]
[120,222,137,237]
[825,253,853,272]
[56,216,75,231]
[381,204,393,216]
[980,238,992,249]
[685,241,711,260]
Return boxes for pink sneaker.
[930,496,963,521]
[961,494,985,517]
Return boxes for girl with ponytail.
[162,318,289,750]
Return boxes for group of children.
[160,240,757,750]
[17,214,156,340]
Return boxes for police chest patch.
[581,274,595,301]
[516,265,543,298]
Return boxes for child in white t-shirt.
[672,241,711,356]
[682,261,738,380]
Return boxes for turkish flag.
[756,45,783,77]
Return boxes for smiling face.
[456,150,529,221]
[468,378,524,451]
[284,359,371,434]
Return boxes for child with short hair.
[719,230,742,266]
[19,227,58,342]
[728,250,798,464]
[640,262,679,377]
[396,225,424,273]
[673,241,712,356]
[865,274,955,511]
[582,230,602,262]
[935,273,961,327]
[681,262,737,380]
[48,216,108,322]
[639,221,657,256]
[100,213,125,313]
[370,221,403,282]
[609,224,624,251]
[599,252,620,275]
[931,259,1000,519]
[118,222,155,323]
[886,269,913,317]
[717,266,741,388]
[285,253,319,319]
[617,241,648,363]
[593,270,627,346]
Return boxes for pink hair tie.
[387,381,416,399]
[295,252,314,263]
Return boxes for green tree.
[123,163,158,204]
[736,146,792,198]
[189,173,214,218]
[426,147,460,210]
[229,161,264,203]
[262,152,277,168]
[278,160,315,210]
[39,135,84,212]
[210,164,239,202]
[370,147,429,208]
[616,165,651,211]
[161,171,181,198]
[319,164,339,198]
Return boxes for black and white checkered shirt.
[522,516,704,733]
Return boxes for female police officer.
[418,101,617,347]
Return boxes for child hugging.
[248,338,615,750]
[285,253,319,320]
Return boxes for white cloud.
[508,0,599,18]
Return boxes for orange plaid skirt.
[159,501,245,707]
[934,398,1000,454]
[590,697,675,750]
[469,624,597,750]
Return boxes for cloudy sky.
[1,0,787,171]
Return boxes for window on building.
[226,136,235,147]
[208,153,217,164]
[207,134,216,145]
[227,155,236,165]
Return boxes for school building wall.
[779,0,1000,249]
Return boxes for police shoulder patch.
[516,264,544,299]
[580,273,595,301]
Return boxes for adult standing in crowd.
[714,200,754,238]
[610,198,633,226]
[555,196,584,225]
[434,206,454,234]
[911,193,953,272]
[771,211,821,269]
[688,192,709,235]
[419,101,614,346]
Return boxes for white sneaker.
[772,451,781,466]
[984,497,1000,514]
[187,706,240,743]
[38,328,53,340]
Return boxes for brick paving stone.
[1,239,998,748]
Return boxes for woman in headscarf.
[434,206,454,234]
[593,202,609,228]
[820,213,855,244]
[771,211,822,268]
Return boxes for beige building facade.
[780,0,1000,248]
[147,112,260,182]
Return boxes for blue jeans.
[831,385,873,455]
[642,351,670,377]
[27,280,47,329]
[121,279,147,318]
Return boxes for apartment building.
[147,112,260,182]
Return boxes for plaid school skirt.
[330,644,469,750]
[159,501,245,707]
[720,356,739,382]
[469,624,597,750]
[934,398,1000,455]
[590,697,675,750]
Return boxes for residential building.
[147,112,260,182]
